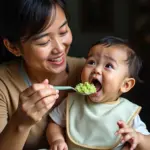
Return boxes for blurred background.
[67,0,150,129]
[0,0,150,129]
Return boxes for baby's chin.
[88,94,111,103]
[88,96,102,103]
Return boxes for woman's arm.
[0,112,32,150]
[0,79,58,150]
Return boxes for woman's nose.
[52,37,64,53]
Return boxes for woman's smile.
[48,54,65,65]
[47,54,65,65]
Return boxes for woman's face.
[19,4,72,74]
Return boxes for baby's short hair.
[91,36,142,82]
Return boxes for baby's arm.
[120,130,150,150]
[46,120,67,150]
[116,120,150,150]
[47,99,67,150]
[134,134,150,150]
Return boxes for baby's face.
[81,44,129,103]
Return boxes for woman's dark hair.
[91,36,142,83]
[0,0,66,63]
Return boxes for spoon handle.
[54,86,74,91]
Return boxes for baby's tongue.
[94,82,101,92]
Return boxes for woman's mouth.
[51,57,63,62]
[48,55,64,65]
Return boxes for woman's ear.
[120,77,135,93]
[3,39,21,56]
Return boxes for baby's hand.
[50,139,68,150]
[115,120,140,150]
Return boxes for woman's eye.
[37,40,50,46]
[60,30,68,36]
[87,60,96,65]
[105,63,113,69]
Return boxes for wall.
[66,0,150,129]
[66,0,130,57]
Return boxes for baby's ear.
[120,77,135,93]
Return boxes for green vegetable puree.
[75,82,96,94]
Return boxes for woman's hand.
[15,79,59,127]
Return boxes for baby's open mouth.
[91,79,102,92]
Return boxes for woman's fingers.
[20,83,50,102]
[21,95,58,123]
[35,94,59,111]
[27,87,59,105]
[20,87,58,113]
[20,78,52,100]
[42,79,49,84]
[17,79,59,124]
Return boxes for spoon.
[54,86,94,95]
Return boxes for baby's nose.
[92,67,102,75]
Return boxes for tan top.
[0,56,85,150]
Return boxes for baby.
[47,36,150,150]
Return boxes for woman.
[0,0,85,150]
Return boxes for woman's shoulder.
[67,56,85,70]
[0,59,27,94]
[67,55,85,62]
[0,59,21,79]
[0,59,27,115]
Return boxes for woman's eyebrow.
[59,20,68,29]
[32,33,49,41]
[31,20,68,41]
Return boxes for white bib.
[66,93,141,150]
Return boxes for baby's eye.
[105,63,113,69]
[87,60,96,65]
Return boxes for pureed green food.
[75,82,96,95]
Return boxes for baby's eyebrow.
[104,55,118,65]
